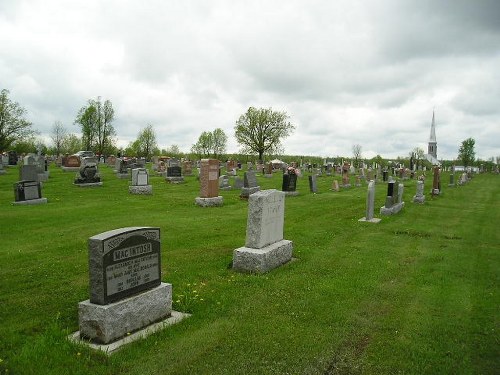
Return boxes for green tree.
[135,124,157,160]
[61,134,82,155]
[352,144,362,168]
[458,138,475,168]
[0,89,36,152]
[50,121,67,157]
[75,97,115,156]
[234,107,295,162]
[211,128,227,159]
[191,128,227,159]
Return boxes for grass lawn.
[0,164,498,374]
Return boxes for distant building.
[425,110,441,166]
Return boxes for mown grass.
[0,164,498,374]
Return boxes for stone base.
[78,283,172,345]
[431,189,440,195]
[283,191,299,196]
[74,182,103,187]
[448,184,455,187]
[116,173,129,179]
[358,217,381,223]
[129,185,153,195]
[61,166,80,172]
[68,311,190,355]
[239,186,260,199]
[165,177,184,184]
[195,196,223,207]
[38,172,49,182]
[380,202,405,215]
[233,239,293,273]
[413,195,425,204]
[220,186,232,191]
[12,198,48,205]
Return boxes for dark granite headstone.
[14,180,42,201]
[282,174,297,192]
[88,227,161,305]
[167,166,182,177]
[308,175,318,193]
[8,151,18,166]
[244,170,258,188]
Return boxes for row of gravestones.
[72,188,292,350]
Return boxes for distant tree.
[411,147,425,170]
[191,128,227,159]
[134,124,157,160]
[61,134,82,155]
[165,144,182,157]
[50,121,67,157]
[234,107,295,162]
[0,89,36,152]
[191,131,212,158]
[352,144,362,168]
[75,97,115,156]
[11,137,37,154]
[211,128,227,159]
[458,138,475,168]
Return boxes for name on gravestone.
[88,227,161,305]
[14,180,42,201]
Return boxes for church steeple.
[428,110,437,158]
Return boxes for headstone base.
[74,182,103,187]
[342,184,351,188]
[380,202,405,215]
[448,184,455,187]
[283,191,299,196]
[358,217,381,223]
[129,185,153,195]
[239,186,260,199]
[264,174,273,178]
[78,282,172,345]
[233,240,293,273]
[61,166,80,172]
[413,195,425,204]
[165,177,185,184]
[220,186,232,191]
[432,189,440,195]
[12,198,48,205]
[38,172,49,182]
[116,173,129,179]
[195,196,223,207]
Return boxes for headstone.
[13,180,47,205]
[0,161,5,175]
[432,167,440,195]
[308,174,318,193]
[233,189,293,273]
[63,155,81,171]
[182,161,193,176]
[129,168,152,195]
[413,180,425,203]
[342,162,351,187]
[195,159,223,207]
[382,170,388,182]
[448,174,455,187]
[8,151,18,166]
[219,175,231,190]
[359,180,380,223]
[166,166,184,183]
[77,227,172,345]
[380,182,405,215]
[264,162,273,178]
[233,176,244,189]
[1,154,9,166]
[19,165,38,182]
[74,157,102,186]
[240,170,261,199]
[332,180,340,192]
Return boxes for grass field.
[0,163,498,374]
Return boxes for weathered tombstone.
[264,162,273,178]
[332,180,340,192]
[240,170,261,199]
[359,180,381,223]
[413,180,425,203]
[1,154,9,166]
[13,180,47,205]
[75,157,102,186]
[8,151,18,166]
[106,155,116,167]
[165,165,184,183]
[281,171,298,196]
[342,162,351,187]
[458,172,468,185]
[382,170,388,182]
[448,173,455,187]
[129,168,152,195]
[355,176,362,187]
[182,161,193,176]
[195,159,223,207]
[308,174,318,193]
[77,227,174,345]
[233,189,293,273]
[63,155,81,171]
[380,182,405,215]
[19,165,39,182]
[432,166,440,195]
[233,176,244,189]
[219,175,231,190]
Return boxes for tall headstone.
[359,180,380,223]
[308,174,318,193]
[380,182,405,215]
[448,173,455,187]
[77,227,172,345]
[233,190,293,273]
[182,161,193,176]
[332,180,340,192]
[129,168,152,195]
[240,170,261,199]
[432,166,440,195]
[13,180,47,205]
[413,180,425,203]
[74,157,102,186]
[8,151,18,166]
[195,159,223,207]
[282,171,298,196]
[342,162,351,187]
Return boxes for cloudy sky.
[1,0,499,160]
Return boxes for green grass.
[0,165,498,374]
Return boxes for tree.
[0,89,36,152]
[234,107,295,162]
[411,147,425,170]
[135,124,157,160]
[191,128,227,159]
[74,97,115,156]
[61,134,82,155]
[50,121,67,157]
[458,138,475,168]
[352,144,362,168]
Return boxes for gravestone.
[74,157,102,186]
[195,159,223,207]
[129,168,152,195]
[166,166,184,184]
[182,161,193,176]
[448,173,455,187]
[282,173,299,196]
[77,227,173,345]
[1,154,9,166]
[0,161,5,175]
[308,174,318,193]
[8,151,18,166]
[382,170,388,182]
[219,175,231,190]
[380,182,405,215]
[458,172,468,186]
[342,162,351,187]
[19,165,38,182]
[13,180,47,205]
[240,170,261,199]
[432,167,441,195]
[359,180,381,223]
[355,176,362,187]
[233,189,293,273]
[35,155,49,182]
[116,158,130,179]
[264,162,273,178]
[332,180,340,192]
[413,180,425,203]
[62,155,81,171]
[233,176,244,189]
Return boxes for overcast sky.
[1,0,499,160]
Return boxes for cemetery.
[0,159,498,374]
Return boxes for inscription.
[106,253,159,295]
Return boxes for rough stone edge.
[12,198,48,205]
[165,177,185,184]
[68,311,190,355]
[283,191,299,196]
[116,173,130,179]
[61,166,80,172]
[74,182,103,187]
[129,185,153,195]
[358,217,381,223]
[380,202,405,216]
[195,196,223,207]
[232,239,293,274]
[412,196,425,204]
